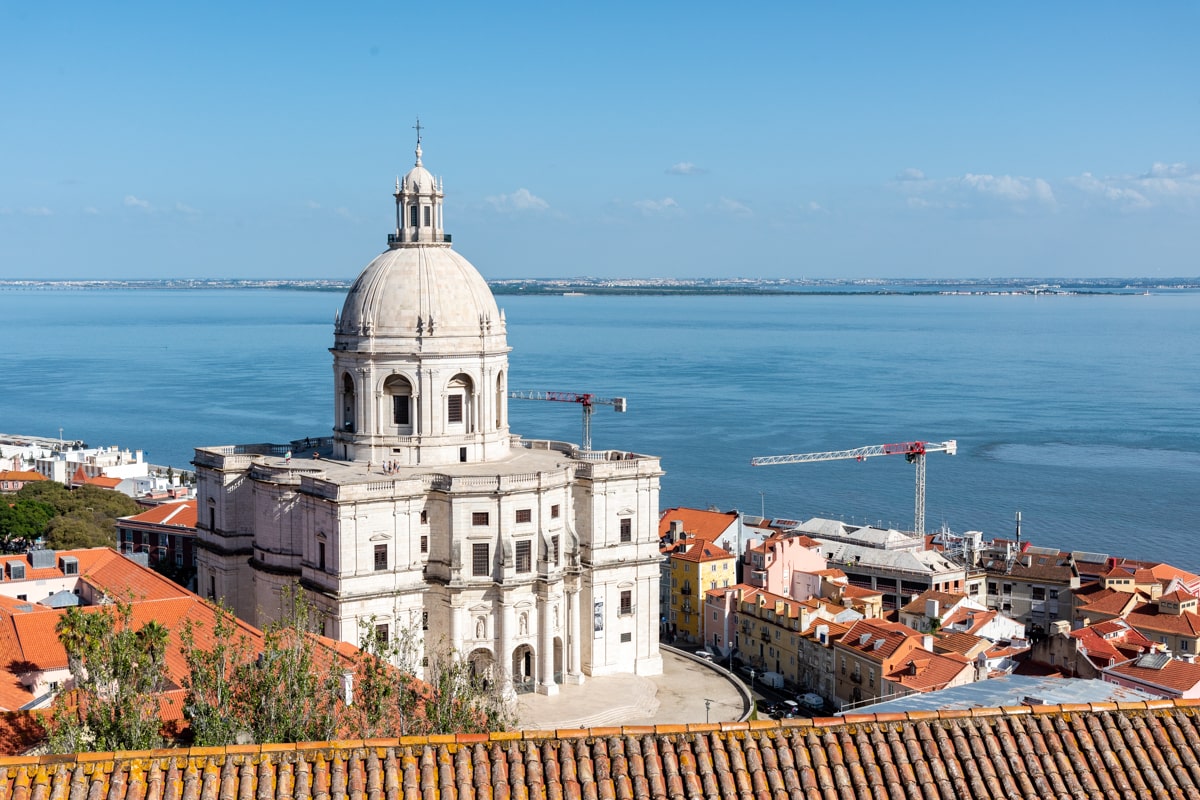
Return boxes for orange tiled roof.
[658,507,737,542]
[837,619,920,662]
[0,471,47,482]
[120,499,197,528]
[668,539,735,564]
[1107,658,1200,695]
[6,702,1200,798]
[886,650,971,691]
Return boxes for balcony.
[850,672,863,685]
[680,585,693,596]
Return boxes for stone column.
[537,593,557,695]
[566,587,584,685]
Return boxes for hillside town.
[5,433,1199,742]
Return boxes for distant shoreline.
[0,278,1196,296]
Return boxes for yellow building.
[665,538,736,643]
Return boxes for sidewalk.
[516,649,748,729]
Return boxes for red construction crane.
[751,439,957,535]
[508,391,627,452]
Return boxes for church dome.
[337,245,502,340]
[403,164,436,191]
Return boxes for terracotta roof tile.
[657,508,737,542]
[11,704,1200,798]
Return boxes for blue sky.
[2,2,1197,280]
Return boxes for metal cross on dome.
[413,117,423,145]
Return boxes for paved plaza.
[516,648,749,729]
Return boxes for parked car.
[800,693,824,710]
[696,648,715,661]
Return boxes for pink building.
[744,533,826,598]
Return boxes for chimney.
[859,633,871,646]
[925,598,940,619]
[816,624,829,645]
[669,520,683,544]
[873,638,884,651]
[340,670,354,706]
[922,635,934,652]
[1051,620,1070,636]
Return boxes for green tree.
[15,481,140,550]
[182,585,342,745]
[180,603,248,746]
[48,602,170,753]
[351,617,402,738]
[391,624,513,736]
[0,498,55,552]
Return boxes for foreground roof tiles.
[5,701,1200,800]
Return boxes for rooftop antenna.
[1015,511,1022,546]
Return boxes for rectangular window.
[620,590,633,615]
[551,534,560,566]
[516,508,532,524]
[393,396,410,425]
[988,582,997,594]
[374,544,388,572]
[620,632,632,643]
[422,612,429,631]
[410,205,418,226]
[420,509,428,524]
[318,542,326,571]
[620,517,632,542]
[551,504,560,519]
[448,394,463,423]
[423,206,431,226]
[473,511,490,526]
[420,535,428,554]
[375,623,389,644]
[1032,587,1046,600]
[10,563,26,580]
[516,540,531,573]
[1049,589,1059,599]
[472,543,489,576]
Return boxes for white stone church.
[194,137,663,694]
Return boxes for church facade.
[193,137,663,693]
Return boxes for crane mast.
[508,391,626,451]
[751,439,957,535]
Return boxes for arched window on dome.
[495,371,506,429]
[385,374,414,435]
[341,372,356,433]
[446,373,474,434]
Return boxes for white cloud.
[895,171,1056,211]
[175,202,200,215]
[633,197,680,215]
[334,207,358,222]
[83,206,100,215]
[22,206,53,216]
[486,188,549,212]
[1068,162,1199,210]
[667,162,706,176]
[718,197,752,216]
[306,200,322,209]
[124,195,151,210]
[806,201,824,212]
[960,173,1056,205]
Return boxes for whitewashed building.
[194,136,663,694]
